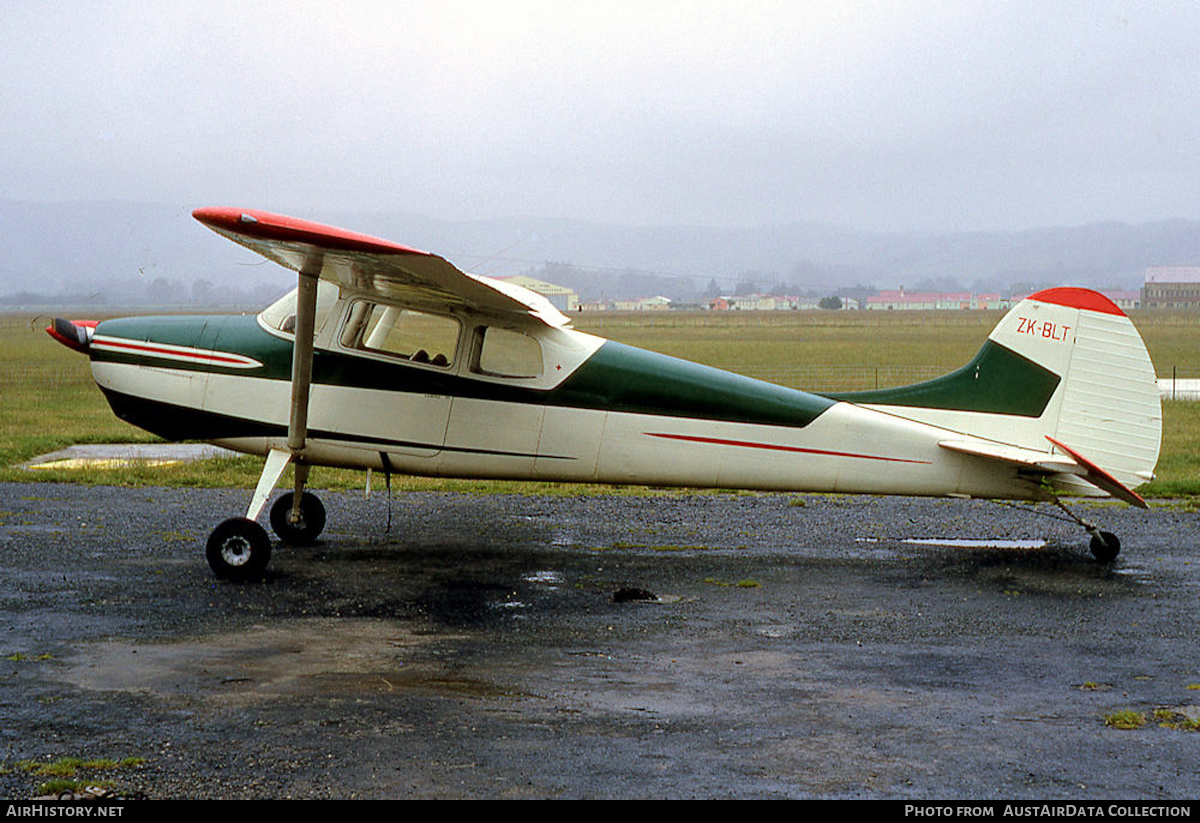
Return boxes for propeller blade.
[46,318,96,353]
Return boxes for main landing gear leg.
[1053,499,1120,563]
[206,262,322,581]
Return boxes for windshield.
[258,280,340,336]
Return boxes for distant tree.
[734,273,760,295]
[818,295,843,310]
[913,276,964,292]
[145,276,178,304]
[192,278,214,304]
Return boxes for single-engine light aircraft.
[47,208,1161,579]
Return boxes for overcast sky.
[3,1,1199,233]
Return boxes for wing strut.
[244,256,321,523]
[287,262,320,455]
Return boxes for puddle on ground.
[58,618,469,704]
[854,537,1048,551]
[524,570,563,586]
[23,443,239,470]
[901,538,1047,549]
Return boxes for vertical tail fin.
[991,288,1160,491]
[831,288,1161,495]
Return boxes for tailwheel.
[269,491,326,546]
[1052,499,1121,563]
[206,517,272,581]
[1089,530,1121,563]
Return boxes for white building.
[501,275,580,312]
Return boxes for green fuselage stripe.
[93,315,836,430]
[823,339,1059,417]
[554,341,833,427]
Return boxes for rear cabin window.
[341,302,460,367]
[475,327,543,378]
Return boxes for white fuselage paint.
[90,356,1043,503]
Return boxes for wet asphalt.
[0,482,1197,799]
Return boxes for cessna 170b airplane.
[47,207,1162,579]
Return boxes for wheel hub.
[220,536,252,566]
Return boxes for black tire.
[269,491,326,545]
[206,518,272,580]
[1089,531,1120,563]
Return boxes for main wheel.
[269,491,326,545]
[1089,530,1120,563]
[206,517,272,580]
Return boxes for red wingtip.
[192,207,430,256]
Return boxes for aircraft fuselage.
[86,296,1043,503]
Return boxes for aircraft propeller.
[46,318,96,353]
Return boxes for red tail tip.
[1028,287,1124,316]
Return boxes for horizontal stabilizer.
[938,438,1077,473]
[938,436,1148,508]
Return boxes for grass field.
[2,308,1198,499]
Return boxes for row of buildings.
[505,266,1200,313]
[861,288,1141,312]
[1142,266,1200,309]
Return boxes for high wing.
[191,206,567,540]
[192,207,571,328]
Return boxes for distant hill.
[2,200,1197,306]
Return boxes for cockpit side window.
[473,326,543,378]
[341,301,460,368]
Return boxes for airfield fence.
[732,364,1200,395]
[738,364,944,391]
[0,363,93,385]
